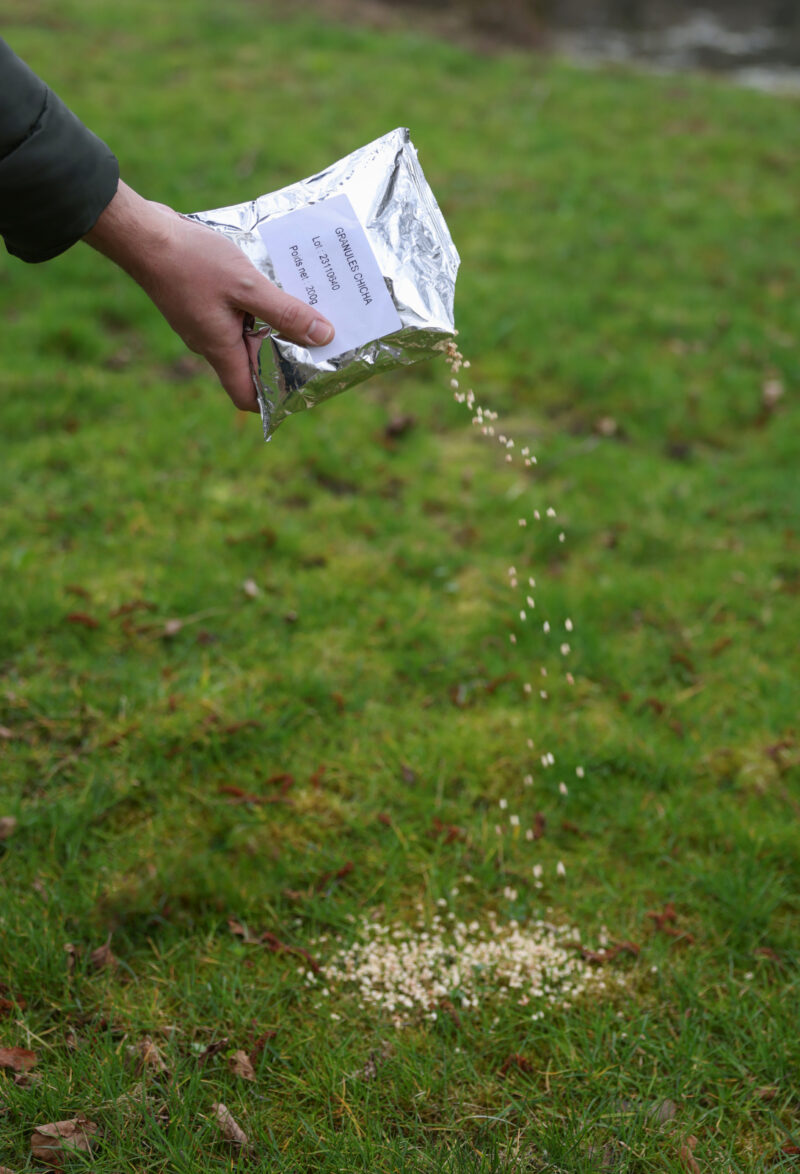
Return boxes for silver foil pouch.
[190,127,459,440]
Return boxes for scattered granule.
[308,912,618,1027]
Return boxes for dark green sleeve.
[0,38,119,262]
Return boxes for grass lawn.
[1,1,799,1169]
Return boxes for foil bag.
[190,127,459,440]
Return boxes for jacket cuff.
[0,85,119,263]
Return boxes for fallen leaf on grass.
[646,903,678,930]
[310,764,326,789]
[197,1038,229,1064]
[228,1050,255,1081]
[63,943,79,974]
[211,1102,248,1146]
[228,918,320,972]
[533,812,546,840]
[0,995,26,1018]
[584,1142,619,1169]
[575,940,640,965]
[315,861,354,890]
[220,720,261,736]
[65,612,99,629]
[259,931,321,974]
[356,1038,394,1081]
[646,904,696,945]
[127,1036,168,1075]
[89,935,117,972]
[431,817,467,844]
[755,1086,778,1101]
[0,1047,37,1073]
[0,817,17,841]
[679,1135,700,1173]
[648,1098,678,1123]
[265,772,294,794]
[30,1116,98,1167]
[781,1143,800,1155]
[0,727,15,741]
[218,785,264,804]
[0,1165,17,1172]
[228,917,255,943]
[14,1070,42,1087]
[247,1029,277,1063]
[498,1054,535,1077]
[108,599,155,619]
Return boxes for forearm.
[83,180,172,284]
[0,37,119,263]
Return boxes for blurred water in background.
[550,2,800,92]
[384,0,800,91]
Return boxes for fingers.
[207,339,260,413]
[237,273,334,349]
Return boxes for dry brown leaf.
[65,612,99,629]
[211,1102,248,1146]
[646,1098,678,1124]
[0,1165,17,1173]
[197,1037,229,1064]
[89,935,117,973]
[0,1047,37,1073]
[63,943,79,974]
[127,1035,168,1075]
[30,1116,98,1167]
[14,1070,42,1088]
[498,1053,535,1077]
[0,817,17,841]
[227,917,255,943]
[679,1135,701,1174]
[228,1050,255,1081]
[0,994,25,1018]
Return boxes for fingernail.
[307,319,334,346]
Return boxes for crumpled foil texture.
[190,127,460,440]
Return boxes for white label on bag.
[257,193,402,362]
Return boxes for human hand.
[84,180,334,411]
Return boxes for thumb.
[239,275,334,349]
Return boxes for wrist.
[84,180,174,280]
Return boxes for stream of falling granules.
[300,342,613,1027]
[444,335,583,836]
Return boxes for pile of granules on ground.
[306,905,620,1027]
